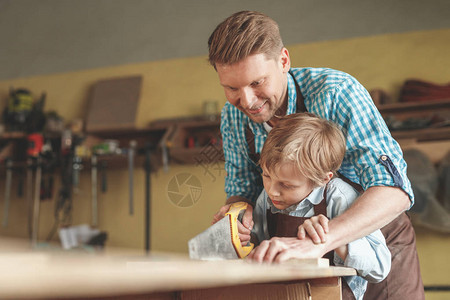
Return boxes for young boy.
[248,113,391,300]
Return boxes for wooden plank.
[377,99,450,113]
[86,75,142,132]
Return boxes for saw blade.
[188,216,238,260]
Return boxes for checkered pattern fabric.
[220,68,413,205]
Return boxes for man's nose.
[240,88,256,108]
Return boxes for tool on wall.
[26,157,33,238]
[91,155,98,227]
[144,142,155,253]
[128,140,137,215]
[3,88,33,132]
[16,168,24,198]
[31,155,42,246]
[40,140,56,201]
[158,124,176,173]
[2,158,13,228]
[72,154,83,192]
[26,133,44,245]
[100,160,107,193]
[45,129,76,242]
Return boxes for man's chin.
[244,112,272,124]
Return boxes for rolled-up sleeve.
[312,75,414,205]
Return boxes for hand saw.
[188,202,254,260]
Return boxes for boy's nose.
[268,185,280,197]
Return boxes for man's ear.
[280,47,290,72]
[323,172,333,184]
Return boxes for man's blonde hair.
[261,113,346,187]
[208,11,284,68]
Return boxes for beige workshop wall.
[288,28,450,99]
[0,28,449,254]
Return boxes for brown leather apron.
[266,186,356,300]
[363,213,424,299]
[335,177,425,300]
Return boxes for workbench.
[0,237,356,299]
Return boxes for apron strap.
[313,184,328,216]
[245,124,260,165]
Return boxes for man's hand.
[247,236,327,263]
[297,214,329,244]
[212,203,254,246]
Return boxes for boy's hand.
[212,203,254,246]
[297,214,329,244]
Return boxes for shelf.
[390,126,450,142]
[87,127,166,147]
[164,117,222,165]
[0,116,223,170]
[376,99,450,142]
[377,99,450,114]
[0,132,27,140]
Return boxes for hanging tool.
[26,158,33,238]
[159,124,176,173]
[27,133,44,157]
[26,133,44,244]
[72,155,82,193]
[45,130,75,242]
[2,158,13,228]
[144,142,155,253]
[40,140,55,201]
[128,140,137,215]
[4,88,33,132]
[188,202,254,260]
[31,156,42,246]
[91,155,98,227]
[100,160,107,193]
[16,168,24,198]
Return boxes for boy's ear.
[323,172,333,184]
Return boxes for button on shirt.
[252,178,392,300]
[220,67,414,204]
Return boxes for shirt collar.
[305,185,326,205]
[266,184,326,213]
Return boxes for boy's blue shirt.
[252,177,392,300]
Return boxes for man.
[208,11,424,299]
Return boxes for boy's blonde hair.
[261,113,346,187]
[208,11,284,68]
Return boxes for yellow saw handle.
[226,202,254,258]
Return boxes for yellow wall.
[1,30,450,297]
[1,29,449,126]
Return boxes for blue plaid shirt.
[220,67,414,205]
